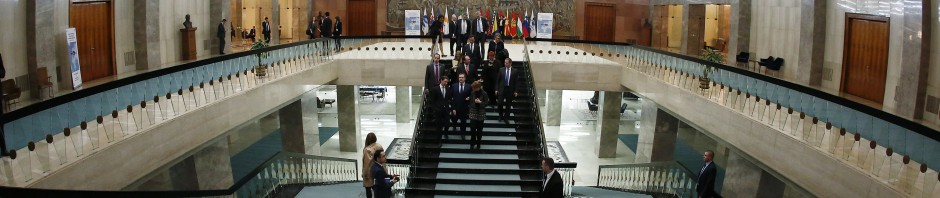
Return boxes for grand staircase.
[404,62,546,198]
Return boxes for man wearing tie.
[459,15,469,51]
[262,17,271,43]
[425,54,450,93]
[431,76,453,140]
[697,150,718,198]
[540,158,563,198]
[475,13,488,48]
[449,14,459,56]
[463,35,482,67]
[495,58,521,123]
[456,55,477,83]
[450,73,471,140]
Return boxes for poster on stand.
[66,28,83,89]
[536,13,553,39]
[405,10,421,36]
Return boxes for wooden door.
[347,0,376,36]
[584,3,616,42]
[70,1,115,82]
[841,14,889,104]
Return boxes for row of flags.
[421,7,539,39]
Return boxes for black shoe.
[503,120,510,124]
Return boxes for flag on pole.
[529,11,537,38]
[522,11,530,38]
[515,12,523,38]
[422,9,429,35]
[443,9,450,35]
[491,10,498,35]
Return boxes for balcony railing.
[525,38,940,196]
[597,161,699,197]
[0,152,358,197]
[0,38,341,187]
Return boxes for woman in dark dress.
[482,51,502,101]
[468,81,489,149]
[430,15,445,56]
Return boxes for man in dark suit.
[458,15,469,51]
[425,54,449,92]
[430,76,453,139]
[449,14,459,56]
[495,58,521,123]
[217,19,227,55]
[463,35,482,66]
[333,16,342,51]
[370,150,399,198]
[320,12,333,38]
[306,16,317,39]
[474,13,488,48]
[697,150,718,198]
[450,73,471,140]
[455,55,477,83]
[540,158,563,198]
[262,17,271,43]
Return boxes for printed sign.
[66,28,83,89]
[536,13,553,39]
[405,10,421,36]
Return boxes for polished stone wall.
[749,0,801,80]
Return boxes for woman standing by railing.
[361,132,383,198]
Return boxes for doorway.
[69,1,115,82]
[583,3,616,42]
[704,4,731,52]
[347,0,376,36]
[840,14,889,104]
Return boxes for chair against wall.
[2,79,21,109]
[36,67,54,99]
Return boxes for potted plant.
[251,41,270,77]
[699,49,724,90]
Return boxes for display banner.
[66,28,83,89]
[405,10,421,36]
[536,13,553,39]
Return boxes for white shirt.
[543,170,556,190]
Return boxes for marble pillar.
[546,90,563,126]
[270,0,281,45]
[682,4,706,56]
[396,86,411,123]
[337,85,361,152]
[191,140,235,190]
[209,0,232,55]
[26,0,57,98]
[895,0,931,119]
[536,89,546,107]
[412,86,424,106]
[722,151,785,198]
[134,0,161,70]
[798,0,827,86]
[595,91,622,158]
[727,0,752,59]
[279,95,322,155]
[635,102,679,163]
[292,0,312,40]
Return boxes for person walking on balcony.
[361,133,384,198]
[697,150,718,198]
[496,58,520,123]
[217,19,227,55]
[333,16,343,51]
[262,17,271,43]
[371,150,399,198]
[320,12,333,39]
[468,81,488,150]
[541,157,563,198]
[307,16,317,40]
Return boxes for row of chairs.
[3,67,55,110]
[735,52,785,77]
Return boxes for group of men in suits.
[448,13,490,57]
[424,50,521,137]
